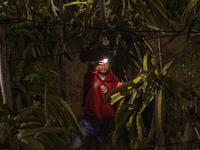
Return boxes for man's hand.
[98,59,104,65]
[98,58,108,65]
[117,81,124,87]
[91,62,99,71]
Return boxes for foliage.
[0,0,200,149]
[0,61,83,149]
[104,47,198,149]
[0,0,83,149]
[103,0,200,149]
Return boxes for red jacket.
[82,66,119,120]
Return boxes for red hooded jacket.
[82,66,119,120]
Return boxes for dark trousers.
[70,118,110,150]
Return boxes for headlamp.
[102,58,108,63]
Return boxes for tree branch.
[0,26,13,111]
[48,0,58,17]
[44,83,49,127]
[158,33,162,70]
[99,0,107,28]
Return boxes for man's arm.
[83,63,98,99]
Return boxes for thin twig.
[158,33,162,70]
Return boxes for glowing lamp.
[102,58,108,63]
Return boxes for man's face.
[97,62,109,75]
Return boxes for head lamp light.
[102,58,108,63]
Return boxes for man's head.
[97,58,110,76]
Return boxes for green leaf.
[110,91,131,105]
[138,95,154,116]
[103,81,136,104]
[17,35,25,54]
[43,132,68,150]
[128,101,142,111]
[63,2,87,7]
[43,4,51,18]
[130,58,141,69]
[20,137,45,150]
[155,88,164,145]
[134,43,143,63]
[22,42,34,59]
[37,134,56,150]
[162,35,200,75]
[148,0,168,19]
[136,115,143,140]
[48,104,64,126]
[143,53,148,72]
[3,1,8,5]
[146,22,162,31]
[17,127,66,140]
[112,103,132,144]
[161,57,175,75]
[195,126,200,140]
[57,97,83,140]
[129,90,137,105]
[14,102,40,122]
[132,75,142,84]
[17,115,41,124]
[19,121,42,129]
[151,57,157,66]
[182,0,198,25]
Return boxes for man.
[71,58,120,150]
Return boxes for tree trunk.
[99,0,107,28]
[48,0,67,100]
[0,26,11,143]
[48,0,58,17]
[182,98,198,150]
[0,26,13,111]
[182,120,196,150]
[59,0,67,100]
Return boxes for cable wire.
[3,18,200,35]
[3,18,200,63]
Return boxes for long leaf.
[182,0,198,25]
[49,104,64,126]
[37,134,56,150]
[130,58,141,70]
[136,115,143,140]
[155,88,164,145]
[161,57,175,75]
[143,53,148,72]
[58,97,84,140]
[138,95,154,116]
[103,81,136,104]
[63,2,87,7]
[162,35,200,75]
[132,75,142,84]
[129,90,137,105]
[14,102,40,122]
[20,121,42,129]
[134,43,143,63]
[17,127,66,140]
[20,137,45,150]
[43,132,68,150]
[110,91,131,105]
[148,0,168,19]
[146,22,162,31]
[112,102,132,144]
